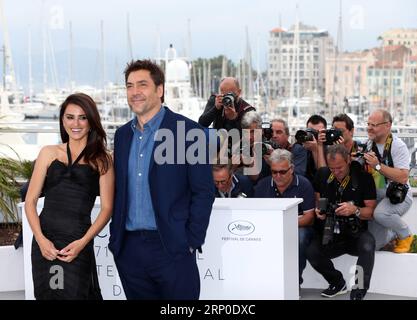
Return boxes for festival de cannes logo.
[227,220,255,236]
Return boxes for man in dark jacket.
[212,162,254,198]
[198,77,255,132]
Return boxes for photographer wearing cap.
[254,149,315,287]
[212,161,254,198]
[364,109,413,253]
[306,144,377,300]
[198,77,255,132]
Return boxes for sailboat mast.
[69,21,74,91]
[221,55,227,79]
[42,23,48,92]
[100,20,106,102]
[0,0,17,93]
[28,28,33,101]
[127,13,133,61]
[186,19,192,62]
[245,26,254,101]
[256,35,260,110]
[289,5,300,124]
[330,0,343,118]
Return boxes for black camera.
[222,92,237,107]
[295,128,318,144]
[351,151,366,167]
[386,182,409,204]
[262,122,273,141]
[318,198,339,245]
[324,128,343,145]
[261,140,280,156]
[351,142,368,166]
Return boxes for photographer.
[269,119,308,177]
[332,113,361,154]
[198,77,255,132]
[237,111,271,184]
[212,162,254,198]
[364,109,413,253]
[306,145,377,300]
[299,115,328,183]
[254,149,315,286]
[297,115,344,183]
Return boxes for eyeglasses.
[271,167,292,175]
[367,121,388,128]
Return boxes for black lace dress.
[31,144,102,300]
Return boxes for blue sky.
[1,0,416,88]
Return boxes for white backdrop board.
[22,197,301,300]
[198,198,301,300]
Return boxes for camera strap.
[371,134,394,183]
[327,173,351,201]
[350,140,359,154]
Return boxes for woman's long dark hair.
[59,93,112,174]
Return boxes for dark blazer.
[109,107,215,259]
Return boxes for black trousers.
[306,230,375,290]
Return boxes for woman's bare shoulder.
[37,144,65,163]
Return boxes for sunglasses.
[271,167,292,175]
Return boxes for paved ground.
[0,291,24,300]
[300,288,417,300]
[1,289,416,300]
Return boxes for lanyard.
[327,173,351,201]
[372,134,393,165]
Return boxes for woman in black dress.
[25,93,114,300]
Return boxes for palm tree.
[0,145,32,223]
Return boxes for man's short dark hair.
[306,114,327,128]
[124,59,165,103]
[271,119,290,136]
[332,113,354,131]
[326,144,350,163]
[212,161,233,174]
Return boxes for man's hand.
[317,129,327,144]
[214,94,223,110]
[335,135,345,145]
[303,137,317,152]
[363,151,379,169]
[335,201,356,217]
[224,105,238,120]
[315,208,326,220]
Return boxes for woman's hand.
[56,239,87,263]
[37,237,60,261]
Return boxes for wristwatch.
[354,207,361,218]
[375,163,381,171]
